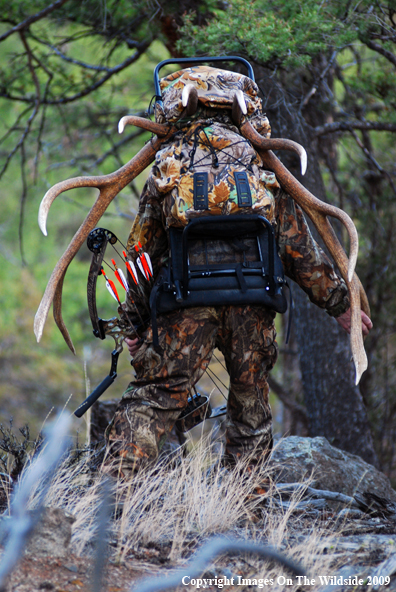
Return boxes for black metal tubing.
[154,56,255,104]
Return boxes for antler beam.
[240,121,369,384]
[35,129,175,353]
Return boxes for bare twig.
[300,49,338,110]
[276,482,360,508]
[0,0,71,43]
[314,120,396,137]
[349,128,396,196]
[19,143,28,265]
[43,42,130,73]
[0,106,32,146]
[364,38,396,68]
[0,46,150,106]
[0,32,41,181]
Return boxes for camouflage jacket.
[123,113,349,325]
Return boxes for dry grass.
[17,432,349,591]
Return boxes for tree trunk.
[257,69,379,467]
[293,284,378,466]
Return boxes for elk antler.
[117,115,175,137]
[231,95,307,176]
[240,120,369,384]
[35,124,176,353]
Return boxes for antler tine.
[181,84,199,117]
[35,134,174,352]
[118,115,174,137]
[229,95,307,175]
[39,176,112,237]
[260,138,307,177]
[235,90,247,116]
[35,183,117,352]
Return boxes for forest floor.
[5,504,396,592]
[1,437,396,592]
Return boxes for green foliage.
[179,0,360,68]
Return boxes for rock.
[25,507,75,558]
[269,436,396,502]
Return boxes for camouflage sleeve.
[275,190,350,317]
[121,174,168,328]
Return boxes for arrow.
[101,268,121,303]
[135,241,153,280]
[111,258,129,291]
[122,250,139,285]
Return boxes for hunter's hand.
[125,337,142,357]
[335,309,373,336]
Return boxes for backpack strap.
[234,171,252,207]
[193,172,209,211]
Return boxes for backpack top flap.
[155,65,263,124]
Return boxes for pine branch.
[0,0,71,43]
[364,38,396,68]
[313,121,396,136]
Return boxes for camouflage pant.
[105,305,278,477]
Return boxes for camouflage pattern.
[123,182,349,324]
[276,189,349,314]
[150,120,277,228]
[155,66,263,123]
[105,305,277,478]
[105,66,350,476]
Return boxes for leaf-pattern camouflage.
[275,189,349,313]
[155,66,263,124]
[105,306,277,478]
[105,66,350,476]
[123,181,348,323]
[152,120,277,228]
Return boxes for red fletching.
[140,253,152,278]
[110,258,129,291]
[101,269,120,303]
[134,243,153,281]
[122,251,139,285]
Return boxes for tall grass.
[19,432,347,591]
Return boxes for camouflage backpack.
[128,61,288,339]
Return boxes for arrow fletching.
[111,258,129,291]
[135,243,153,280]
[101,269,120,303]
[137,257,151,281]
[122,251,139,285]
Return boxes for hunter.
[102,64,372,478]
